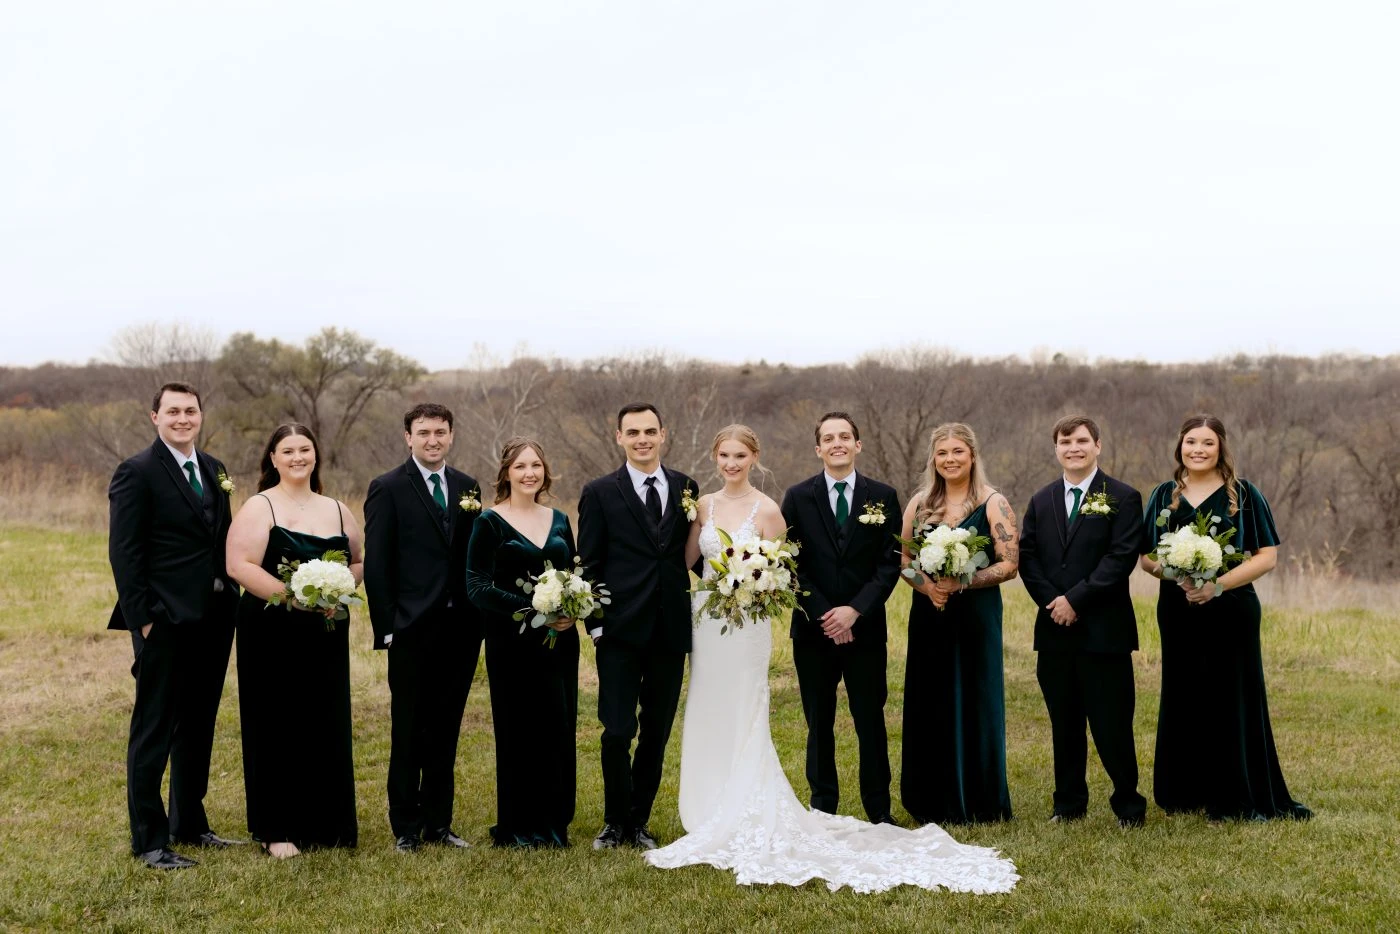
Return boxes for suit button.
[1060,563,1067,569]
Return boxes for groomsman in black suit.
[780,412,902,823]
[578,403,698,850]
[108,381,242,869]
[1019,415,1148,827]
[364,403,484,851]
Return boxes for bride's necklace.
[719,488,755,500]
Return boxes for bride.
[644,425,1018,894]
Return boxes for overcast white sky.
[3,1,1397,371]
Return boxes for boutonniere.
[680,486,699,522]
[216,470,235,495]
[857,501,887,525]
[1081,484,1116,517]
[459,489,482,512]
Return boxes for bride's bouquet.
[266,549,362,631]
[896,524,992,608]
[514,556,609,647]
[693,530,805,635]
[1151,511,1247,589]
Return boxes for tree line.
[2,324,1396,577]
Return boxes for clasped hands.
[906,574,962,611]
[1180,580,1222,605]
[820,606,859,645]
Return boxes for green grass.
[0,525,1396,932]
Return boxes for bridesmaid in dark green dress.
[226,424,363,857]
[465,438,580,847]
[898,423,1018,825]
[1140,414,1310,822]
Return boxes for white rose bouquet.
[896,524,992,609]
[693,530,805,635]
[1152,511,1247,589]
[266,549,362,631]
[514,556,609,647]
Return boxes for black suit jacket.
[577,464,697,654]
[1019,470,1143,654]
[780,472,902,643]
[107,440,238,632]
[363,459,482,651]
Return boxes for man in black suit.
[780,412,902,823]
[1019,414,1148,827]
[577,403,698,850]
[108,381,242,869]
[364,403,484,851]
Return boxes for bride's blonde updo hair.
[710,424,773,487]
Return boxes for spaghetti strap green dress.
[900,502,1012,824]
[235,494,358,847]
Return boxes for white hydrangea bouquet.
[1152,511,1247,589]
[266,549,362,631]
[896,524,992,608]
[693,531,805,635]
[514,556,609,647]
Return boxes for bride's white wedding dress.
[643,502,1019,893]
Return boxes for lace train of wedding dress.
[643,505,1018,894]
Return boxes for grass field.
[0,524,1396,932]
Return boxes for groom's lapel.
[153,440,209,529]
[614,467,658,546]
[1050,481,1069,548]
[658,466,686,541]
[812,475,840,551]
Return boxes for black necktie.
[644,476,663,525]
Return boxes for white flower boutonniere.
[857,501,887,525]
[680,487,700,523]
[1080,484,1116,517]
[459,489,482,512]
[216,470,235,495]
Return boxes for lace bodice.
[698,498,762,569]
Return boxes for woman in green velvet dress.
[226,424,363,858]
[465,437,580,847]
[1140,414,1310,822]
[899,423,1018,825]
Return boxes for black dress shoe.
[592,824,626,850]
[179,831,245,849]
[629,825,660,850]
[395,834,422,853]
[136,848,198,870]
[424,828,471,848]
[870,814,900,827]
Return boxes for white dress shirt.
[413,456,450,503]
[1064,468,1100,516]
[824,469,857,517]
[626,462,668,516]
[162,440,204,491]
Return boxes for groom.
[780,411,902,823]
[1019,415,1147,827]
[578,403,698,850]
[108,381,242,869]
[364,402,484,851]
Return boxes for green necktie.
[430,473,447,513]
[834,480,849,525]
[183,461,204,498]
[1068,486,1082,524]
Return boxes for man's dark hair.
[403,402,454,433]
[814,411,860,444]
[616,402,663,430]
[151,381,202,413]
[1052,414,1101,443]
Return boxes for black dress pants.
[595,627,685,829]
[126,615,235,854]
[386,612,483,838]
[792,634,892,820]
[1036,650,1147,820]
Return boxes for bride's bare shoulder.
[757,494,785,535]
